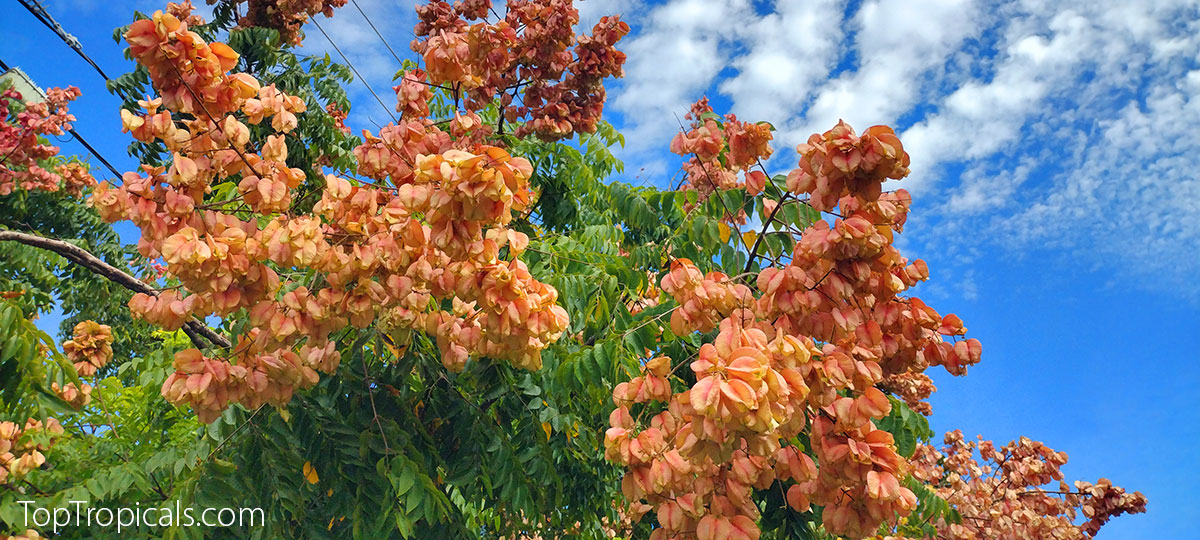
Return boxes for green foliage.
[757,487,834,540]
[0,189,154,359]
[892,477,962,538]
[0,85,156,361]
[876,397,935,460]
[0,317,214,539]
[0,299,77,418]
[1,67,212,539]
[0,10,970,540]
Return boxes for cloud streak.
[304,0,417,133]
[607,0,1200,298]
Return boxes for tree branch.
[742,193,791,274]
[0,229,231,349]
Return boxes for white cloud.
[899,6,1132,193]
[610,0,755,154]
[306,0,417,133]
[719,0,845,123]
[900,0,1200,295]
[578,0,641,28]
[790,0,985,138]
[609,0,990,173]
[998,78,1200,294]
[604,0,1200,296]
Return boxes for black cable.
[17,0,116,84]
[311,18,398,123]
[67,129,122,178]
[1,54,123,179]
[349,0,405,65]
[0,120,121,179]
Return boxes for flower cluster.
[215,0,348,45]
[659,259,753,335]
[125,9,256,116]
[786,120,910,213]
[409,0,630,141]
[669,98,774,217]
[879,372,936,416]
[0,418,65,540]
[0,86,96,196]
[904,431,1147,539]
[52,381,93,409]
[54,320,109,412]
[606,120,983,539]
[61,321,114,377]
[160,342,320,422]
[0,418,64,484]
[394,69,434,119]
[93,8,568,422]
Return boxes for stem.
[0,229,230,349]
[361,342,392,458]
[204,404,265,462]
[742,193,791,274]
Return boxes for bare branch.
[742,193,791,274]
[0,229,231,349]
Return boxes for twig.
[204,405,266,462]
[0,230,230,349]
[361,342,392,457]
[742,193,791,274]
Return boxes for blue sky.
[2,0,1198,537]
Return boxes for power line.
[349,0,405,65]
[17,0,117,85]
[66,129,121,178]
[310,18,398,123]
[7,1,134,179]
[1,54,123,179]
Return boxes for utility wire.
[349,0,405,65]
[65,129,122,178]
[17,0,116,85]
[7,1,134,179]
[0,50,123,179]
[16,0,134,103]
[311,18,398,123]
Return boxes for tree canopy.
[0,2,1145,539]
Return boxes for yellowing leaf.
[303,461,319,484]
[381,330,411,359]
[541,421,552,441]
[742,230,758,247]
[718,222,732,243]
